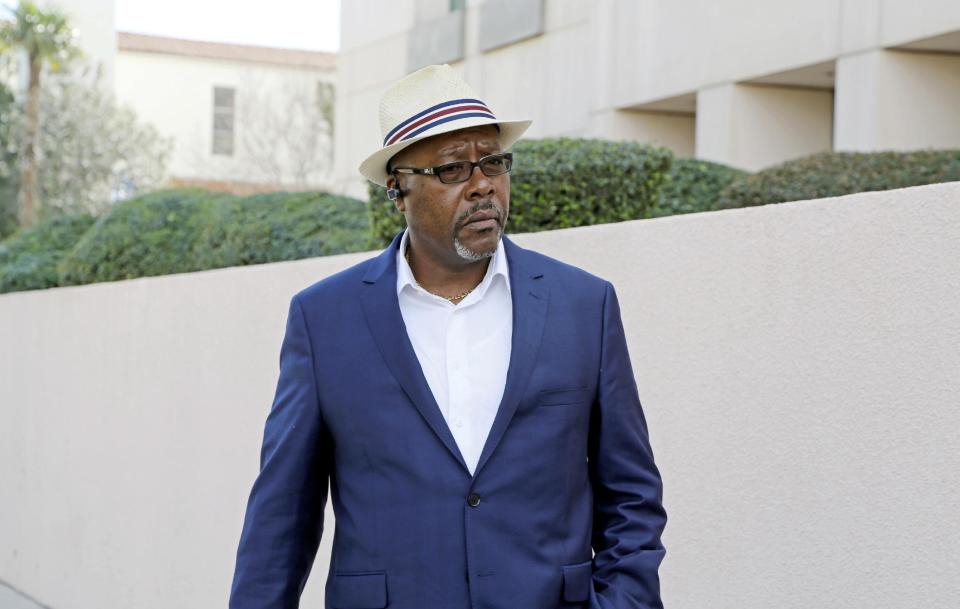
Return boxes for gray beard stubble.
[454,233,498,261]
[453,201,504,261]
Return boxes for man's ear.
[386,176,406,212]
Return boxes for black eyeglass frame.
[391,152,513,185]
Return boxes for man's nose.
[465,163,495,199]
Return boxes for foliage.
[0,177,15,240]
[368,137,673,246]
[715,150,960,209]
[507,138,672,230]
[58,189,231,285]
[0,212,94,292]
[0,1,81,71]
[196,191,370,268]
[650,158,748,217]
[0,81,17,239]
[1,1,168,225]
[0,71,172,225]
[58,189,370,286]
[1,0,84,226]
[5,69,173,218]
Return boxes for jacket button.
[467,493,481,507]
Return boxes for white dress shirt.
[395,229,513,475]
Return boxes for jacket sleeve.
[588,281,668,609]
[229,294,332,609]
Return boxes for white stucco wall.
[1,182,959,609]
[114,50,335,190]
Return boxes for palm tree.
[0,1,80,227]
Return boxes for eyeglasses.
[391,153,513,184]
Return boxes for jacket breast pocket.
[538,387,591,407]
[327,571,387,608]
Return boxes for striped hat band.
[383,98,496,147]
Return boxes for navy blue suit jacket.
[230,233,667,609]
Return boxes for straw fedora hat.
[358,64,532,187]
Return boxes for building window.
[212,86,235,156]
[408,7,466,70]
[449,0,466,11]
[316,81,335,135]
[479,0,544,52]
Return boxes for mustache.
[453,201,504,231]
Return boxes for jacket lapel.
[473,236,549,478]
[359,233,470,474]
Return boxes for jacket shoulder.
[292,254,377,306]
[508,238,610,293]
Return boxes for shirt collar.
[395,228,511,299]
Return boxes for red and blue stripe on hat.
[383,98,496,147]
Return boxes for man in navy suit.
[230,64,667,609]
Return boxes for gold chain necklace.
[405,247,475,303]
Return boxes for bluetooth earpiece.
[387,170,405,201]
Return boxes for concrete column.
[696,83,833,171]
[835,49,960,152]
[589,109,695,157]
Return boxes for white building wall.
[835,49,960,151]
[46,0,116,88]
[474,13,593,138]
[115,51,335,191]
[336,0,960,196]
[608,0,842,108]
[2,182,959,609]
[332,0,417,196]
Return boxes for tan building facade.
[115,33,336,193]
[334,0,960,197]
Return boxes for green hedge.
[59,189,369,286]
[196,191,371,267]
[11,147,958,293]
[0,212,95,293]
[59,189,226,285]
[650,158,748,218]
[368,137,673,246]
[0,179,17,241]
[716,149,960,209]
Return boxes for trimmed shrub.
[0,212,95,293]
[716,149,960,209]
[59,189,227,286]
[650,158,748,218]
[196,191,371,268]
[368,137,673,246]
[0,179,17,241]
[58,189,370,286]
